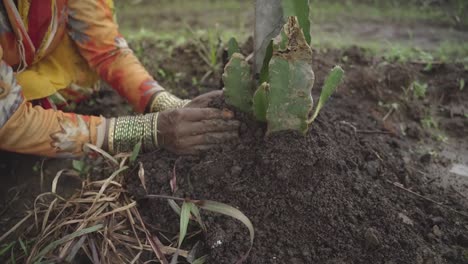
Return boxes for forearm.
[0,102,105,157]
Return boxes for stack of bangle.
[107,113,159,154]
[150,91,190,112]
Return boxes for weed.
[411,81,428,99]
[460,78,465,91]
[422,115,438,130]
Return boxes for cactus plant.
[223,0,344,135]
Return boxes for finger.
[181,108,234,121]
[179,120,240,136]
[178,131,238,147]
[202,90,223,100]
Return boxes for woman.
[0,0,239,158]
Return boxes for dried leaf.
[138,162,147,192]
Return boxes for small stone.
[364,228,382,248]
[432,225,442,237]
[398,213,414,226]
[230,165,242,177]
[430,216,445,225]
[365,161,379,178]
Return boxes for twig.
[386,180,468,218]
[382,107,395,121]
[339,121,390,135]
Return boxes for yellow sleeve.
[0,45,106,158]
[67,0,164,113]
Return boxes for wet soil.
[125,46,468,263]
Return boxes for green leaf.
[168,200,181,215]
[72,160,85,172]
[179,202,193,247]
[190,205,206,232]
[259,41,273,84]
[34,224,103,262]
[222,53,254,113]
[227,37,240,60]
[130,140,142,164]
[282,0,311,44]
[192,255,207,264]
[0,242,15,257]
[199,200,254,262]
[253,82,270,122]
[309,66,344,122]
[18,238,27,255]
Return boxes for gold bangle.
[150,91,189,112]
[108,118,116,154]
[111,114,159,153]
[152,112,159,148]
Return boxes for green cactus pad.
[266,58,314,135]
[253,82,270,122]
[265,17,315,135]
[227,37,240,60]
[222,53,254,113]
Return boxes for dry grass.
[0,145,185,264]
[1,143,254,263]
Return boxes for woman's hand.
[184,90,223,108]
[157,107,239,155]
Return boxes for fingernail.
[222,109,234,119]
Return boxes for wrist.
[106,113,159,154]
[148,91,190,113]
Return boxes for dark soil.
[1,41,467,263]
[126,47,468,263]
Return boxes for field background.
[115,0,468,62]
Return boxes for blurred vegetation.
[114,0,468,63]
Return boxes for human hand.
[157,107,239,155]
[183,90,223,108]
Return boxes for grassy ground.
[116,0,468,63]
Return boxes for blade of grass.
[64,235,87,262]
[0,212,33,243]
[192,255,207,264]
[84,143,119,166]
[179,202,193,247]
[168,200,181,215]
[130,141,142,164]
[190,206,206,233]
[33,224,103,262]
[146,233,169,264]
[0,241,15,257]
[18,238,27,255]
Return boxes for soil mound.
[128,92,468,263]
